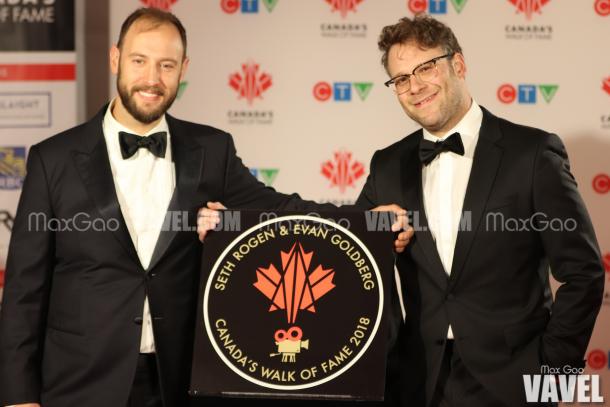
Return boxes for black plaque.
[191,211,395,401]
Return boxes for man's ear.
[179,56,190,81]
[110,45,120,75]
[452,53,467,78]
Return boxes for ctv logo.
[313,82,373,102]
[250,168,279,186]
[408,0,467,14]
[221,0,278,13]
[229,61,272,105]
[325,0,363,18]
[497,83,558,104]
[592,173,610,194]
[587,349,610,370]
[321,150,365,193]
[594,0,610,16]
[140,0,178,10]
[508,0,551,20]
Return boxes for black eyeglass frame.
[383,53,455,92]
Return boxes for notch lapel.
[448,108,503,288]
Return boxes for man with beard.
[355,15,604,406]
[0,8,412,407]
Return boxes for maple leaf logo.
[321,150,365,193]
[603,77,610,96]
[229,61,273,105]
[508,0,550,20]
[140,0,178,11]
[326,0,363,18]
[254,242,335,324]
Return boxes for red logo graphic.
[408,0,427,14]
[325,0,363,18]
[221,0,239,13]
[254,242,335,362]
[508,0,551,20]
[595,0,610,16]
[313,82,332,101]
[592,173,610,194]
[587,349,608,370]
[497,84,517,104]
[254,242,335,323]
[229,61,272,105]
[321,150,365,193]
[603,77,610,95]
[0,269,4,289]
[140,0,178,10]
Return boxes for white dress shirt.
[421,100,483,339]
[102,100,176,353]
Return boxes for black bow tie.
[419,132,464,166]
[118,131,167,159]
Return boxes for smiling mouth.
[134,88,164,101]
[413,92,437,108]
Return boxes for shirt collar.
[422,100,483,158]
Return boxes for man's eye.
[417,64,434,74]
[395,76,409,85]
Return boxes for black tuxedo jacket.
[0,106,329,407]
[356,107,604,407]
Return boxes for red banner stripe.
[0,64,76,81]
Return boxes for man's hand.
[197,201,226,242]
[9,404,41,407]
[372,204,414,253]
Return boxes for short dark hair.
[117,7,187,59]
[378,15,462,73]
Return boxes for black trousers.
[430,340,505,407]
[127,353,163,407]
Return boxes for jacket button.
[134,317,143,325]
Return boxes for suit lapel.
[72,106,142,269]
[147,116,204,271]
[401,131,448,289]
[448,108,503,288]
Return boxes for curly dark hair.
[378,15,462,73]
[117,7,187,59]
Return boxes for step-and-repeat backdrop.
[0,0,607,403]
[110,0,610,402]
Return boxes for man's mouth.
[413,92,437,108]
[134,88,164,101]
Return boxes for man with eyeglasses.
[356,15,604,407]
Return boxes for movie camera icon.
[270,326,309,362]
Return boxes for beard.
[116,67,178,124]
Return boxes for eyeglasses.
[384,53,454,95]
